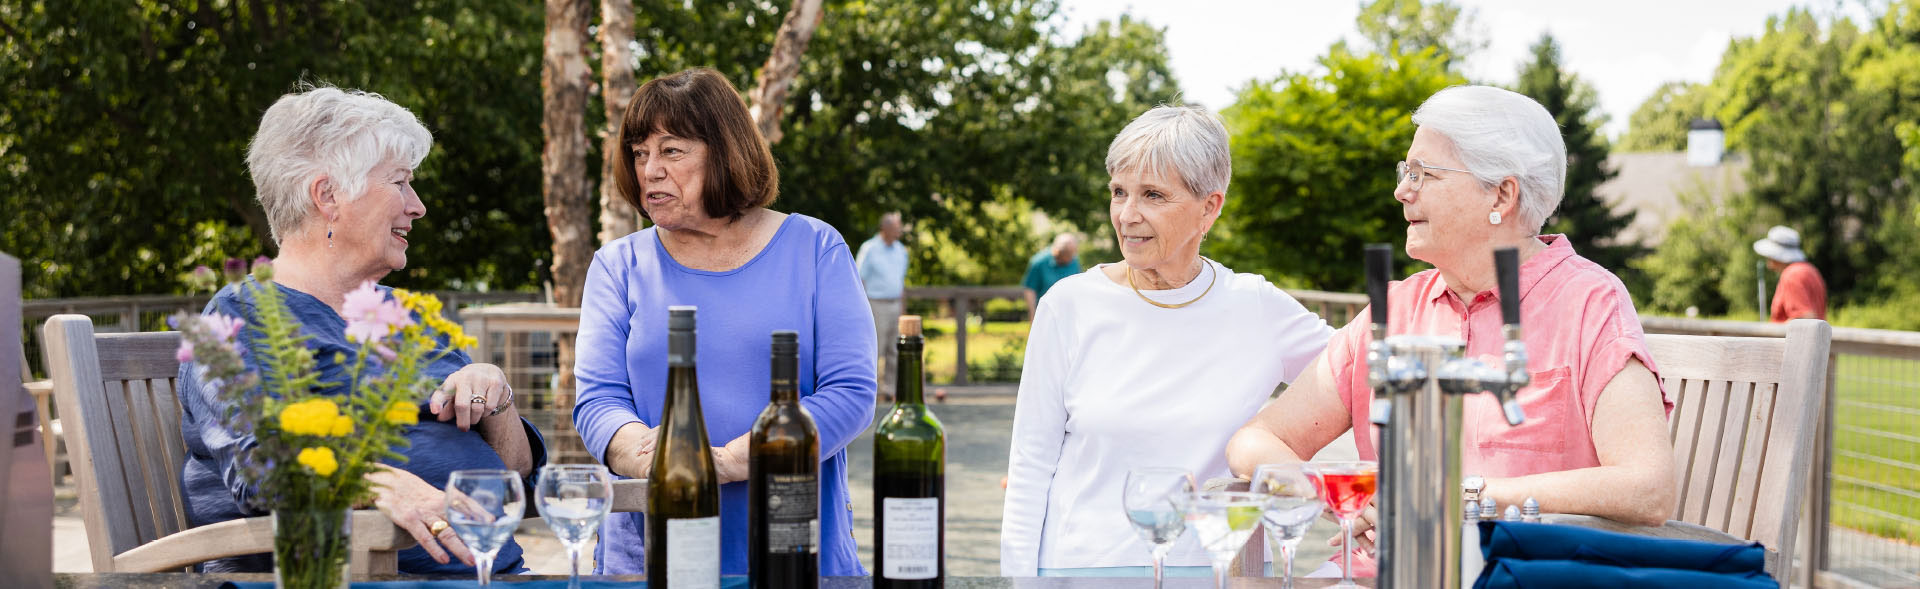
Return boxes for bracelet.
[487,384,514,417]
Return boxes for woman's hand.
[712,435,751,484]
[1327,501,1379,555]
[430,363,512,431]
[369,466,475,567]
[605,422,658,479]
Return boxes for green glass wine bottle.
[647,306,720,589]
[750,330,819,588]
[873,315,944,588]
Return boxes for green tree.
[0,1,547,298]
[1216,45,1464,291]
[1355,0,1484,68]
[1512,33,1642,274]
[1617,81,1709,152]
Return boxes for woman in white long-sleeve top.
[999,105,1335,577]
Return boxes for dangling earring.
[326,224,334,248]
[1488,211,1503,226]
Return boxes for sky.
[1058,0,1872,138]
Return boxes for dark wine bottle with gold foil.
[874,315,945,588]
[648,306,720,589]
[750,330,819,588]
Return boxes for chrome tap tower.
[1368,245,1531,589]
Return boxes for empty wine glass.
[537,464,613,589]
[1302,460,1379,588]
[1187,490,1272,589]
[1252,463,1323,588]
[1122,467,1195,589]
[446,469,526,587]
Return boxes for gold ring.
[428,520,450,536]
[469,396,487,404]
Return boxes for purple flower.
[341,281,413,343]
[175,339,195,363]
[250,256,275,281]
[200,314,247,341]
[222,258,247,283]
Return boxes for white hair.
[1105,105,1232,199]
[246,85,432,244]
[1410,85,1566,232]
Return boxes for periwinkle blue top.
[178,280,546,574]
[572,214,876,576]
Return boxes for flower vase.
[272,507,352,589]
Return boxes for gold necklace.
[1128,258,1217,309]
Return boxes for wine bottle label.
[881,497,939,579]
[766,473,819,553]
[666,516,720,588]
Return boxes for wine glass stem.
[1280,544,1296,589]
[1153,551,1166,589]
[1340,516,1356,585]
[477,554,494,586]
[568,544,583,589]
[1213,560,1228,589]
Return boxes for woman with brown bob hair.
[572,67,877,577]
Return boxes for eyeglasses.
[1395,160,1471,192]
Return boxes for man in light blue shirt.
[855,212,909,400]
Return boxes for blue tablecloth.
[1474,521,1774,589]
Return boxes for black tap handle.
[1494,247,1521,325]
[1365,244,1392,326]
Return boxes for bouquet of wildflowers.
[174,258,475,584]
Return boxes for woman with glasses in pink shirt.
[1225,86,1678,575]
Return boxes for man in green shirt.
[1022,233,1081,318]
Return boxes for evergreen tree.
[1513,33,1643,274]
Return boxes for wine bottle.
[750,330,820,588]
[648,306,721,589]
[873,315,945,588]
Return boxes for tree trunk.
[543,0,593,398]
[597,0,640,246]
[748,0,826,144]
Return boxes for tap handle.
[1494,247,1521,326]
[1365,244,1393,326]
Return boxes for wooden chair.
[41,314,414,574]
[1648,318,1832,585]
[42,313,648,574]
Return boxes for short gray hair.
[1105,105,1231,199]
[1410,85,1566,232]
[246,85,433,244]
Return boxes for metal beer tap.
[1368,246,1531,589]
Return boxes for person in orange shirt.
[1753,226,1828,323]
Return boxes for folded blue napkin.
[1475,558,1777,589]
[227,577,751,589]
[1479,520,1767,574]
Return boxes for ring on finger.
[428,519,451,536]
[469,394,487,405]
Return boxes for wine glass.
[1187,490,1272,589]
[536,464,613,589]
[1122,468,1194,589]
[446,469,526,587]
[1252,463,1323,589]
[1302,461,1378,588]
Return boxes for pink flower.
[341,281,413,343]
[200,314,247,342]
[175,339,195,363]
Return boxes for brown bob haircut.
[612,67,779,221]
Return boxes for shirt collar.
[1426,234,1577,305]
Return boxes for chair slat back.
[41,315,189,572]
[1646,319,1831,585]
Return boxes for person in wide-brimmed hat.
[1754,225,1828,322]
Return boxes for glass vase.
[272,507,353,589]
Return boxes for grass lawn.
[917,317,1031,385]
[1829,354,1920,543]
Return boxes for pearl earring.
[1488,211,1503,226]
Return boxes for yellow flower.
[383,401,419,426]
[278,399,343,437]
[330,415,354,437]
[297,447,338,476]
